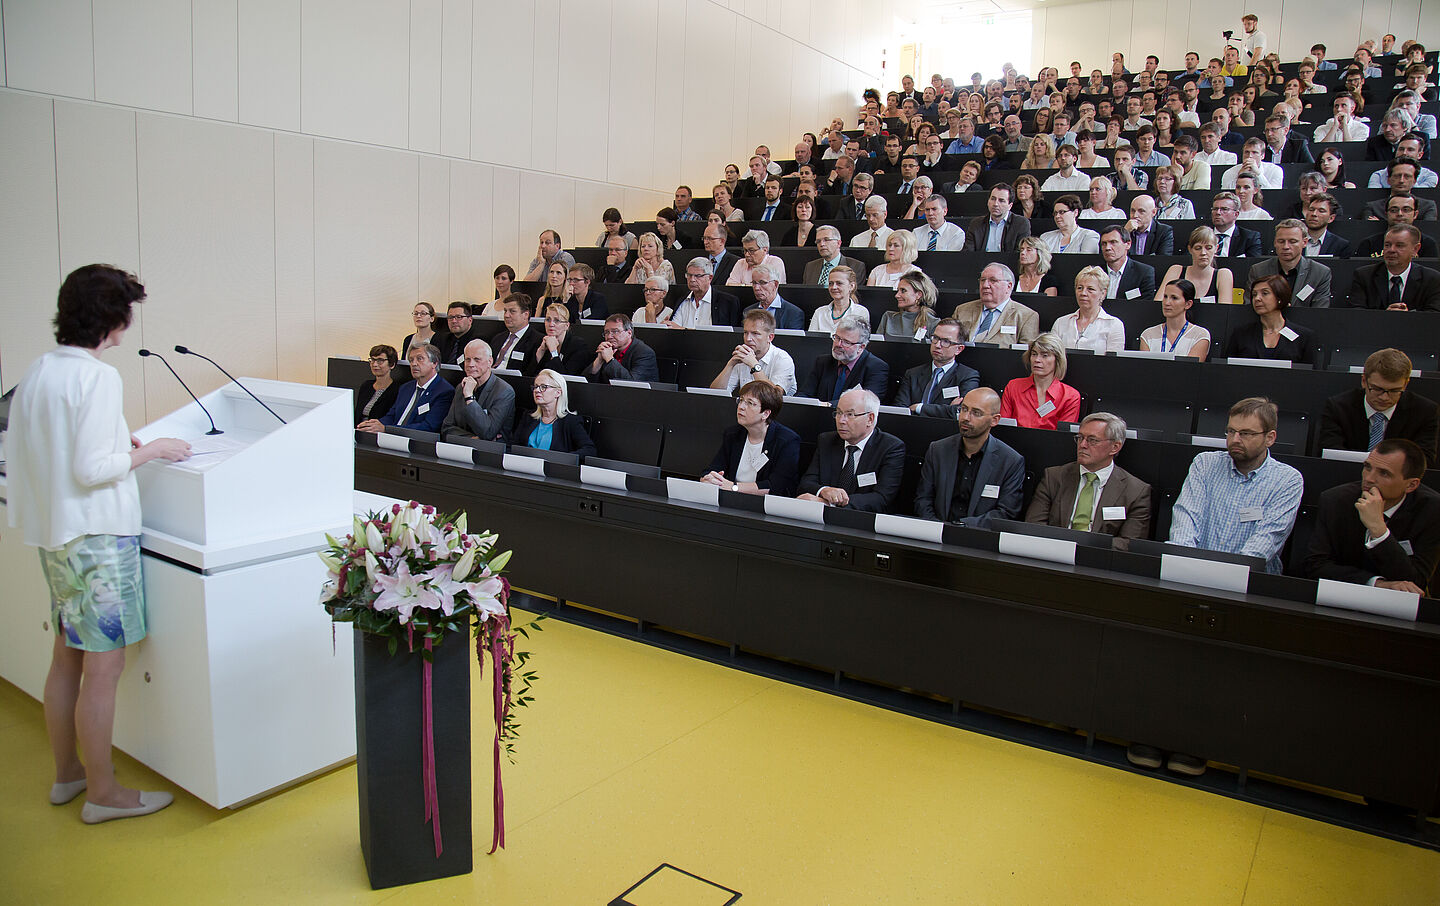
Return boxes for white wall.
[0,0,888,424]
[1031,0,1436,78]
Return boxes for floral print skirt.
[40,534,146,652]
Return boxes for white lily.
[364,549,380,583]
[452,547,477,582]
[365,521,386,553]
[488,549,513,573]
[455,512,468,535]
[318,550,342,572]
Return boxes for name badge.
[1400,539,1414,555]
[510,350,525,360]
[1279,326,1299,342]
[1125,287,1141,299]
[857,472,878,488]
[999,324,1017,335]
[1295,284,1314,301]
[1102,506,1127,521]
[913,327,928,341]
[981,484,1001,499]
[417,403,430,415]
[753,453,769,470]
[1036,399,1056,417]
[942,385,961,399]
[1239,507,1263,523]
[581,308,592,318]
[1199,295,1216,304]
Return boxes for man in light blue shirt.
[945,116,985,155]
[1169,397,1303,573]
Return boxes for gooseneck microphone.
[174,345,287,425]
[138,349,222,435]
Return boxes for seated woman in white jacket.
[1038,194,1101,254]
[1051,265,1127,353]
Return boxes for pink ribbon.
[422,636,442,858]
[486,614,511,854]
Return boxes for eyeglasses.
[544,317,569,325]
[834,409,870,420]
[735,397,761,409]
[930,337,960,348]
[602,328,628,338]
[533,383,561,393]
[368,357,391,365]
[1224,428,1267,439]
[1367,384,1406,397]
[1075,434,1110,447]
[833,336,864,349]
[447,313,470,321]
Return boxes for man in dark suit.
[597,236,634,283]
[798,316,890,404]
[1303,194,1352,258]
[1361,189,1438,223]
[563,264,608,322]
[1098,224,1157,301]
[824,155,856,197]
[1261,114,1314,164]
[914,387,1026,528]
[586,313,659,383]
[1318,348,1439,462]
[699,225,740,287]
[488,293,543,371]
[1247,220,1333,306]
[963,184,1032,253]
[893,318,980,417]
[440,338,515,444]
[1025,411,1152,545]
[797,388,907,513]
[756,175,792,223]
[674,257,741,328]
[1354,194,1440,257]
[1210,192,1263,258]
[837,173,875,220]
[1347,225,1440,312]
[438,301,486,366]
[743,265,805,330]
[801,226,867,285]
[1303,439,1440,595]
[1123,195,1173,256]
[357,342,455,435]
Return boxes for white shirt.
[1241,29,1267,61]
[1236,208,1273,220]
[849,225,895,248]
[1078,207,1126,220]
[673,290,714,328]
[1053,309,1127,353]
[1039,227,1101,254]
[1314,118,1371,142]
[736,438,766,483]
[1368,167,1440,189]
[912,221,965,251]
[1220,162,1283,190]
[1041,170,1092,192]
[7,347,140,549]
[1068,461,1116,527]
[724,345,798,396]
[1196,148,1238,167]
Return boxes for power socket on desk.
[1180,603,1225,636]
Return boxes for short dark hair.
[1054,193,1082,212]
[1374,438,1428,478]
[1098,223,1130,243]
[604,312,633,331]
[53,264,145,347]
[493,264,515,281]
[1229,397,1278,434]
[990,182,1014,202]
[1250,273,1293,310]
[504,292,536,315]
[369,344,399,367]
[736,378,784,419]
[1389,156,1421,177]
[447,300,470,315]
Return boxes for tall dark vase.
[354,627,473,889]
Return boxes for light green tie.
[1072,472,1097,532]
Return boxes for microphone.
[174,345,287,425]
[139,349,222,435]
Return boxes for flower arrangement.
[320,501,537,855]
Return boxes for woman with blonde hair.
[1022,133,1056,170]
[808,266,868,335]
[712,183,744,222]
[1155,226,1233,304]
[625,231,676,285]
[998,333,1082,430]
[537,261,568,308]
[512,368,596,456]
[1053,266,1127,353]
[867,230,920,288]
[1015,236,1059,296]
[879,270,939,339]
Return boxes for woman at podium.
[7,264,192,825]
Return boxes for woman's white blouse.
[1052,309,1127,353]
[7,346,140,549]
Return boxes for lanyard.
[1160,322,1189,352]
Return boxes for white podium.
[1,379,367,808]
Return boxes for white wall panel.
[1160,0,1191,70]
[313,141,418,376]
[448,159,495,304]
[529,0,562,176]
[1386,0,1421,41]
[418,156,450,304]
[1422,0,1440,50]
[1288,1,1362,62]
[238,0,300,132]
[650,0,688,192]
[274,134,316,384]
[808,0,842,62]
[765,0,783,31]
[92,0,192,115]
[55,102,139,276]
[2,0,93,99]
[573,180,617,252]
[0,93,61,403]
[730,17,756,156]
[490,167,522,278]
[1131,15,1167,77]
[439,0,473,160]
[409,0,443,154]
[193,0,239,122]
[0,0,7,85]
[789,45,822,145]
[519,172,575,268]
[300,0,409,148]
[747,25,791,160]
[680,1,736,189]
[556,0,612,183]
[622,187,671,229]
[470,0,533,169]
[135,115,276,419]
[607,0,658,188]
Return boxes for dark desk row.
[350,442,1440,821]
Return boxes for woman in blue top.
[511,368,596,457]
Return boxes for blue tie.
[975,308,997,341]
[924,367,944,404]
[763,205,775,221]
[927,229,938,251]
[831,365,850,405]
[1369,412,1387,449]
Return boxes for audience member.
[1039,195,1100,254]
[1302,194,1352,258]
[867,230,920,289]
[513,369,596,457]
[633,275,674,325]
[850,196,895,249]
[1262,113,1313,163]
[522,229,576,281]
[796,388,907,513]
[1141,279,1212,360]
[1247,219,1333,306]
[673,186,701,221]
[791,196,821,247]
[1209,192,1264,257]
[699,224,740,285]
[529,302,594,376]
[1012,175,1048,219]
[586,313,659,383]
[1105,144,1149,191]
[894,318,980,418]
[999,333,1082,429]
[439,300,486,366]
[1348,225,1440,311]
[1224,275,1319,364]
[799,315,889,403]
[441,338,515,443]
[1221,138,1284,188]
[1369,148,1437,189]
[744,265,805,330]
[1157,226,1233,304]
[626,231,676,285]
[1319,348,1439,462]
[357,343,454,435]
[880,270,939,340]
[1079,177,1125,220]
[1355,197,1440,257]
[1125,195,1173,255]
[804,226,868,285]
[1015,236,1060,295]
[727,230,788,286]
[965,184,1031,252]
[597,236,633,285]
[1362,187,1439,222]
[1098,224,1157,301]
[699,380,800,497]
[354,344,399,425]
[709,308,797,396]
[1040,144,1090,192]
[536,260,569,311]
[1055,265,1128,353]
[563,264,608,323]
[1025,411,1153,542]
[952,263,1040,345]
[401,301,437,358]
[913,196,966,251]
[1314,145,1357,190]
[488,293,541,371]
[913,387,1026,527]
[593,207,637,250]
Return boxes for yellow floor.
[2,611,1438,905]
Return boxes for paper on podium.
[874,513,944,544]
[762,495,826,524]
[1160,553,1250,594]
[1315,578,1420,621]
[999,532,1077,565]
[666,478,720,507]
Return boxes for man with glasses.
[357,343,454,435]
[894,318,980,417]
[798,316,889,404]
[727,230,787,286]
[439,300,485,366]
[913,387,1025,527]
[564,264,608,323]
[586,313,659,383]
[699,224,740,286]
[1025,411,1152,543]
[742,265,804,330]
[440,338,515,444]
[597,235,633,284]
[675,256,741,328]
[952,263,1039,345]
[1349,224,1440,310]
[488,293,541,371]
[1355,197,1440,258]
[1319,348,1438,461]
[709,308,797,396]
[802,226,867,285]
[796,388,907,513]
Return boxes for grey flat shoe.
[50,779,88,805]
[81,791,174,825]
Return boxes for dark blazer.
[963,214,1032,252]
[440,374,515,443]
[1025,463,1153,543]
[438,326,486,366]
[564,290,608,323]
[378,376,455,434]
[354,378,399,425]
[1362,196,1438,221]
[798,430,907,513]
[743,298,806,331]
[893,360,981,417]
[1247,256,1333,307]
[1109,259,1157,301]
[1223,320,1320,365]
[799,349,891,402]
[756,201,793,222]
[512,412,596,457]
[1312,232,1353,258]
[705,252,741,287]
[733,176,768,200]
[597,259,633,284]
[913,434,1026,528]
[523,332,593,377]
[1318,387,1439,462]
[706,422,802,497]
[1303,481,1440,593]
[588,336,660,383]
[801,255,868,285]
[1355,232,1440,258]
[1127,221,1174,256]
[837,195,870,220]
[1264,134,1314,164]
[1214,225,1263,257]
[1365,133,1399,161]
[489,326,544,371]
[1346,262,1440,312]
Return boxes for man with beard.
[913,387,1025,527]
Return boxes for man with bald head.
[1123,194,1173,256]
[914,387,1026,527]
[440,338,515,444]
